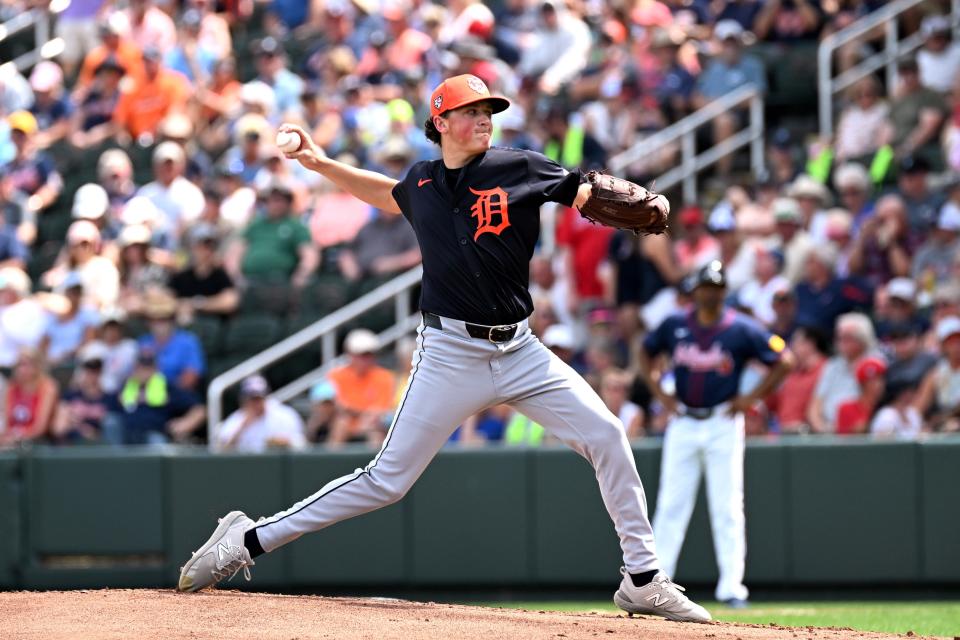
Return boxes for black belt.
[422,312,519,343]
[682,406,715,420]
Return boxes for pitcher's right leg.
[178,325,493,591]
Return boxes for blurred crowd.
[0,0,959,450]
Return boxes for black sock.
[630,570,658,587]
[244,529,266,558]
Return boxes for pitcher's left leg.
[704,411,748,602]
[498,336,656,573]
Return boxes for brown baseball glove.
[577,171,670,235]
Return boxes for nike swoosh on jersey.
[418,178,432,187]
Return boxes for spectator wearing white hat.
[917,15,960,94]
[771,197,814,284]
[326,329,395,448]
[27,61,71,150]
[912,201,960,287]
[137,141,205,247]
[0,267,47,368]
[215,374,307,453]
[915,316,960,433]
[786,174,831,241]
[116,224,169,317]
[42,220,120,312]
[71,183,122,245]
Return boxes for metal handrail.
[0,5,66,73]
[206,265,424,440]
[817,0,960,137]
[608,83,765,204]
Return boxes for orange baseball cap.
[430,74,510,118]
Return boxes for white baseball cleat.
[177,510,256,593]
[613,569,712,623]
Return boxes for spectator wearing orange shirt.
[326,329,395,448]
[74,14,145,103]
[112,46,191,143]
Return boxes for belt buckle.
[488,324,517,343]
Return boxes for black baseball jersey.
[392,147,581,326]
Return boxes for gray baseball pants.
[253,314,660,573]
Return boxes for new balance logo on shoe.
[646,593,671,607]
[217,542,237,565]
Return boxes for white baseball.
[276,130,302,153]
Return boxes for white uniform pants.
[253,316,660,574]
[652,407,748,601]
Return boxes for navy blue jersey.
[392,147,580,325]
[643,308,786,408]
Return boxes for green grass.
[475,601,960,637]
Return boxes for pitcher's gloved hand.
[577,171,670,235]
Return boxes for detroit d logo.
[469,186,511,240]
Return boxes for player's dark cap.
[430,74,510,118]
[694,260,726,289]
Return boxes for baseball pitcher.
[177,75,709,622]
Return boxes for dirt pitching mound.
[0,589,935,640]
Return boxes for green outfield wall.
[0,436,957,590]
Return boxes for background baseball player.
[177,74,709,623]
[638,261,793,607]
